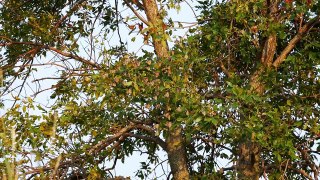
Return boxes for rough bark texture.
[261,34,277,68]
[238,142,260,180]
[142,0,190,179]
[142,0,169,58]
[165,126,190,180]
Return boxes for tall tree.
[0,0,319,179]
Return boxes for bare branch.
[0,38,101,69]
[46,46,101,69]
[53,0,87,30]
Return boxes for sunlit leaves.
[0,0,319,178]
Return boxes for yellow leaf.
[123,81,133,86]
[134,83,139,91]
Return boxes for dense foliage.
[0,0,319,179]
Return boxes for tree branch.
[46,46,101,69]
[273,16,320,69]
[89,122,159,154]
[142,0,169,58]
[266,164,313,180]
[123,0,149,25]
[124,132,167,150]
[0,38,101,69]
[53,0,87,30]
[89,123,136,154]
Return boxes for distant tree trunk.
[141,0,190,179]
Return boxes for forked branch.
[273,16,320,68]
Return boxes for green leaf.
[286,100,291,106]
[123,81,133,87]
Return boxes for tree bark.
[142,0,169,58]
[140,0,190,179]
[165,126,190,180]
[237,142,260,180]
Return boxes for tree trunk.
[236,1,280,178]
[141,0,190,179]
[142,0,169,58]
[237,142,260,180]
[165,126,190,180]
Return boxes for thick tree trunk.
[237,38,277,179]
[165,126,190,180]
[140,0,190,179]
[238,142,260,180]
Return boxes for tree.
[0,0,319,179]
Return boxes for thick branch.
[124,132,167,150]
[260,1,279,67]
[123,0,148,25]
[273,16,320,68]
[89,123,136,154]
[298,147,319,180]
[89,123,159,154]
[261,34,277,67]
[141,0,169,58]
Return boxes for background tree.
[0,0,319,179]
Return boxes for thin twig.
[123,0,149,25]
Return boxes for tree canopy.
[0,0,319,179]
